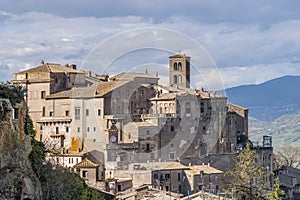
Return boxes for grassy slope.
[249,114,300,148]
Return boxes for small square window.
[82,170,88,179]
[49,111,53,116]
[66,127,69,132]
[41,91,46,99]
[75,107,80,119]
[65,110,69,116]
[98,109,101,116]
[86,109,89,116]
[169,152,175,160]
[93,127,96,131]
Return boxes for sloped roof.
[95,79,130,97]
[150,93,176,101]
[169,54,190,59]
[46,86,96,99]
[74,157,100,168]
[138,162,190,171]
[187,165,223,175]
[110,72,158,80]
[227,102,248,111]
[16,63,82,74]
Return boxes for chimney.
[70,64,76,70]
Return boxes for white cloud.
[220,63,300,88]
[0,8,300,89]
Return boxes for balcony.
[37,116,72,123]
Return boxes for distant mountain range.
[225,75,300,122]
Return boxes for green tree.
[227,142,265,200]
[266,177,285,200]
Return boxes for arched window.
[178,75,182,84]
[173,75,177,84]
[174,62,177,71]
[178,62,182,71]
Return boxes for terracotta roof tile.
[187,165,223,175]
[17,63,82,74]
[74,157,100,168]
[110,72,158,80]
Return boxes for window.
[146,130,150,135]
[170,152,175,160]
[66,127,69,133]
[65,110,69,116]
[174,75,177,84]
[185,102,191,114]
[146,143,150,152]
[86,109,89,116]
[41,91,46,99]
[75,107,80,119]
[82,170,88,179]
[56,127,59,134]
[87,127,90,132]
[178,75,182,84]
[178,62,182,71]
[174,62,177,71]
[178,173,181,181]
[77,127,80,133]
[98,109,101,116]
[165,186,169,191]
[170,126,174,132]
[165,173,170,179]
[154,173,158,179]
[139,89,144,96]
[49,111,53,116]
[42,106,45,117]
[94,127,96,131]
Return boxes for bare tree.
[274,144,300,168]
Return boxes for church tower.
[169,54,190,88]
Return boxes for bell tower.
[169,54,190,88]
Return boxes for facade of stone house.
[183,164,224,196]
[74,157,105,185]
[11,62,86,141]
[274,166,300,199]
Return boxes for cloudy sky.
[1,0,300,89]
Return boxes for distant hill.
[225,75,300,121]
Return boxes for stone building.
[74,157,105,185]
[11,62,87,141]
[12,54,252,196]
[184,164,224,195]
[274,166,300,199]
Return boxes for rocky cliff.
[0,99,43,199]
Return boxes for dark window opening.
[41,91,46,99]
